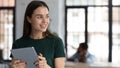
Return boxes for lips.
[40,24,47,29]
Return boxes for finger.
[34,58,46,64]
[12,59,21,64]
[12,61,26,68]
[19,62,26,65]
[34,59,47,66]
[34,60,39,66]
[38,56,46,62]
[35,61,46,68]
[38,53,43,60]
[39,53,43,57]
[17,62,27,67]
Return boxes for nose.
[42,17,49,23]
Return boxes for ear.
[26,16,32,23]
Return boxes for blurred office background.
[0,0,120,65]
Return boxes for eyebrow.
[34,14,49,16]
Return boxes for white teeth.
[41,24,46,28]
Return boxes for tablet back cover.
[11,47,38,68]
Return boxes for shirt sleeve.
[86,53,95,63]
[54,37,66,58]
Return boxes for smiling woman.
[10,1,65,68]
[26,6,50,34]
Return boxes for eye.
[46,14,49,18]
[36,15,42,19]
[47,15,49,18]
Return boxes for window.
[0,0,15,60]
[67,8,85,57]
[65,0,120,63]
[112,7,120,63]
[66,0,108,5]
[88,7,109,62]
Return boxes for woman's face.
[27,6,50,33]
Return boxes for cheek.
[31,23,37,29]
[47,19,50,24]
[48,22,50,26]
[46,19,50,26]
[31,21,40,28]
[32,19,41,25]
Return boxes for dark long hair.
[22,0,54,38]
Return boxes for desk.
[0,64,9,68]
[0,60,11,68]
[65,62,120,68]
[1,61,120,68]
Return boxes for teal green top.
[12,36,65,68]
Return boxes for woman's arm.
[54,57,65,68]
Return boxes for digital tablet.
[11,47,39,68]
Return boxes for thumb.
[39,53,43,57]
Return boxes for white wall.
[41,0,65,42]
[16,0,65,42]
[15,0,32,39]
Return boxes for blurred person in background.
[68,42,95,63]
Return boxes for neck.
[30,32,44,39]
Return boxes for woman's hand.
[34,53,51,68]
[11,59,26,68]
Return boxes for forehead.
[33,6,49,14]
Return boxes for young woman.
[11,1,65,68]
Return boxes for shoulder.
[12,37,25,49]
[71,52,79,58]
[54,36,63,42]
[86,52,95,58]
[68,52,79,61]
[47,35,63,42]
[13,37,22,43]
[53,37,63,45]
[13,37,28,44]
[47,36,64,48]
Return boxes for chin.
[41,29,47,32]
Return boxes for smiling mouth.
[40,24,47,28]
